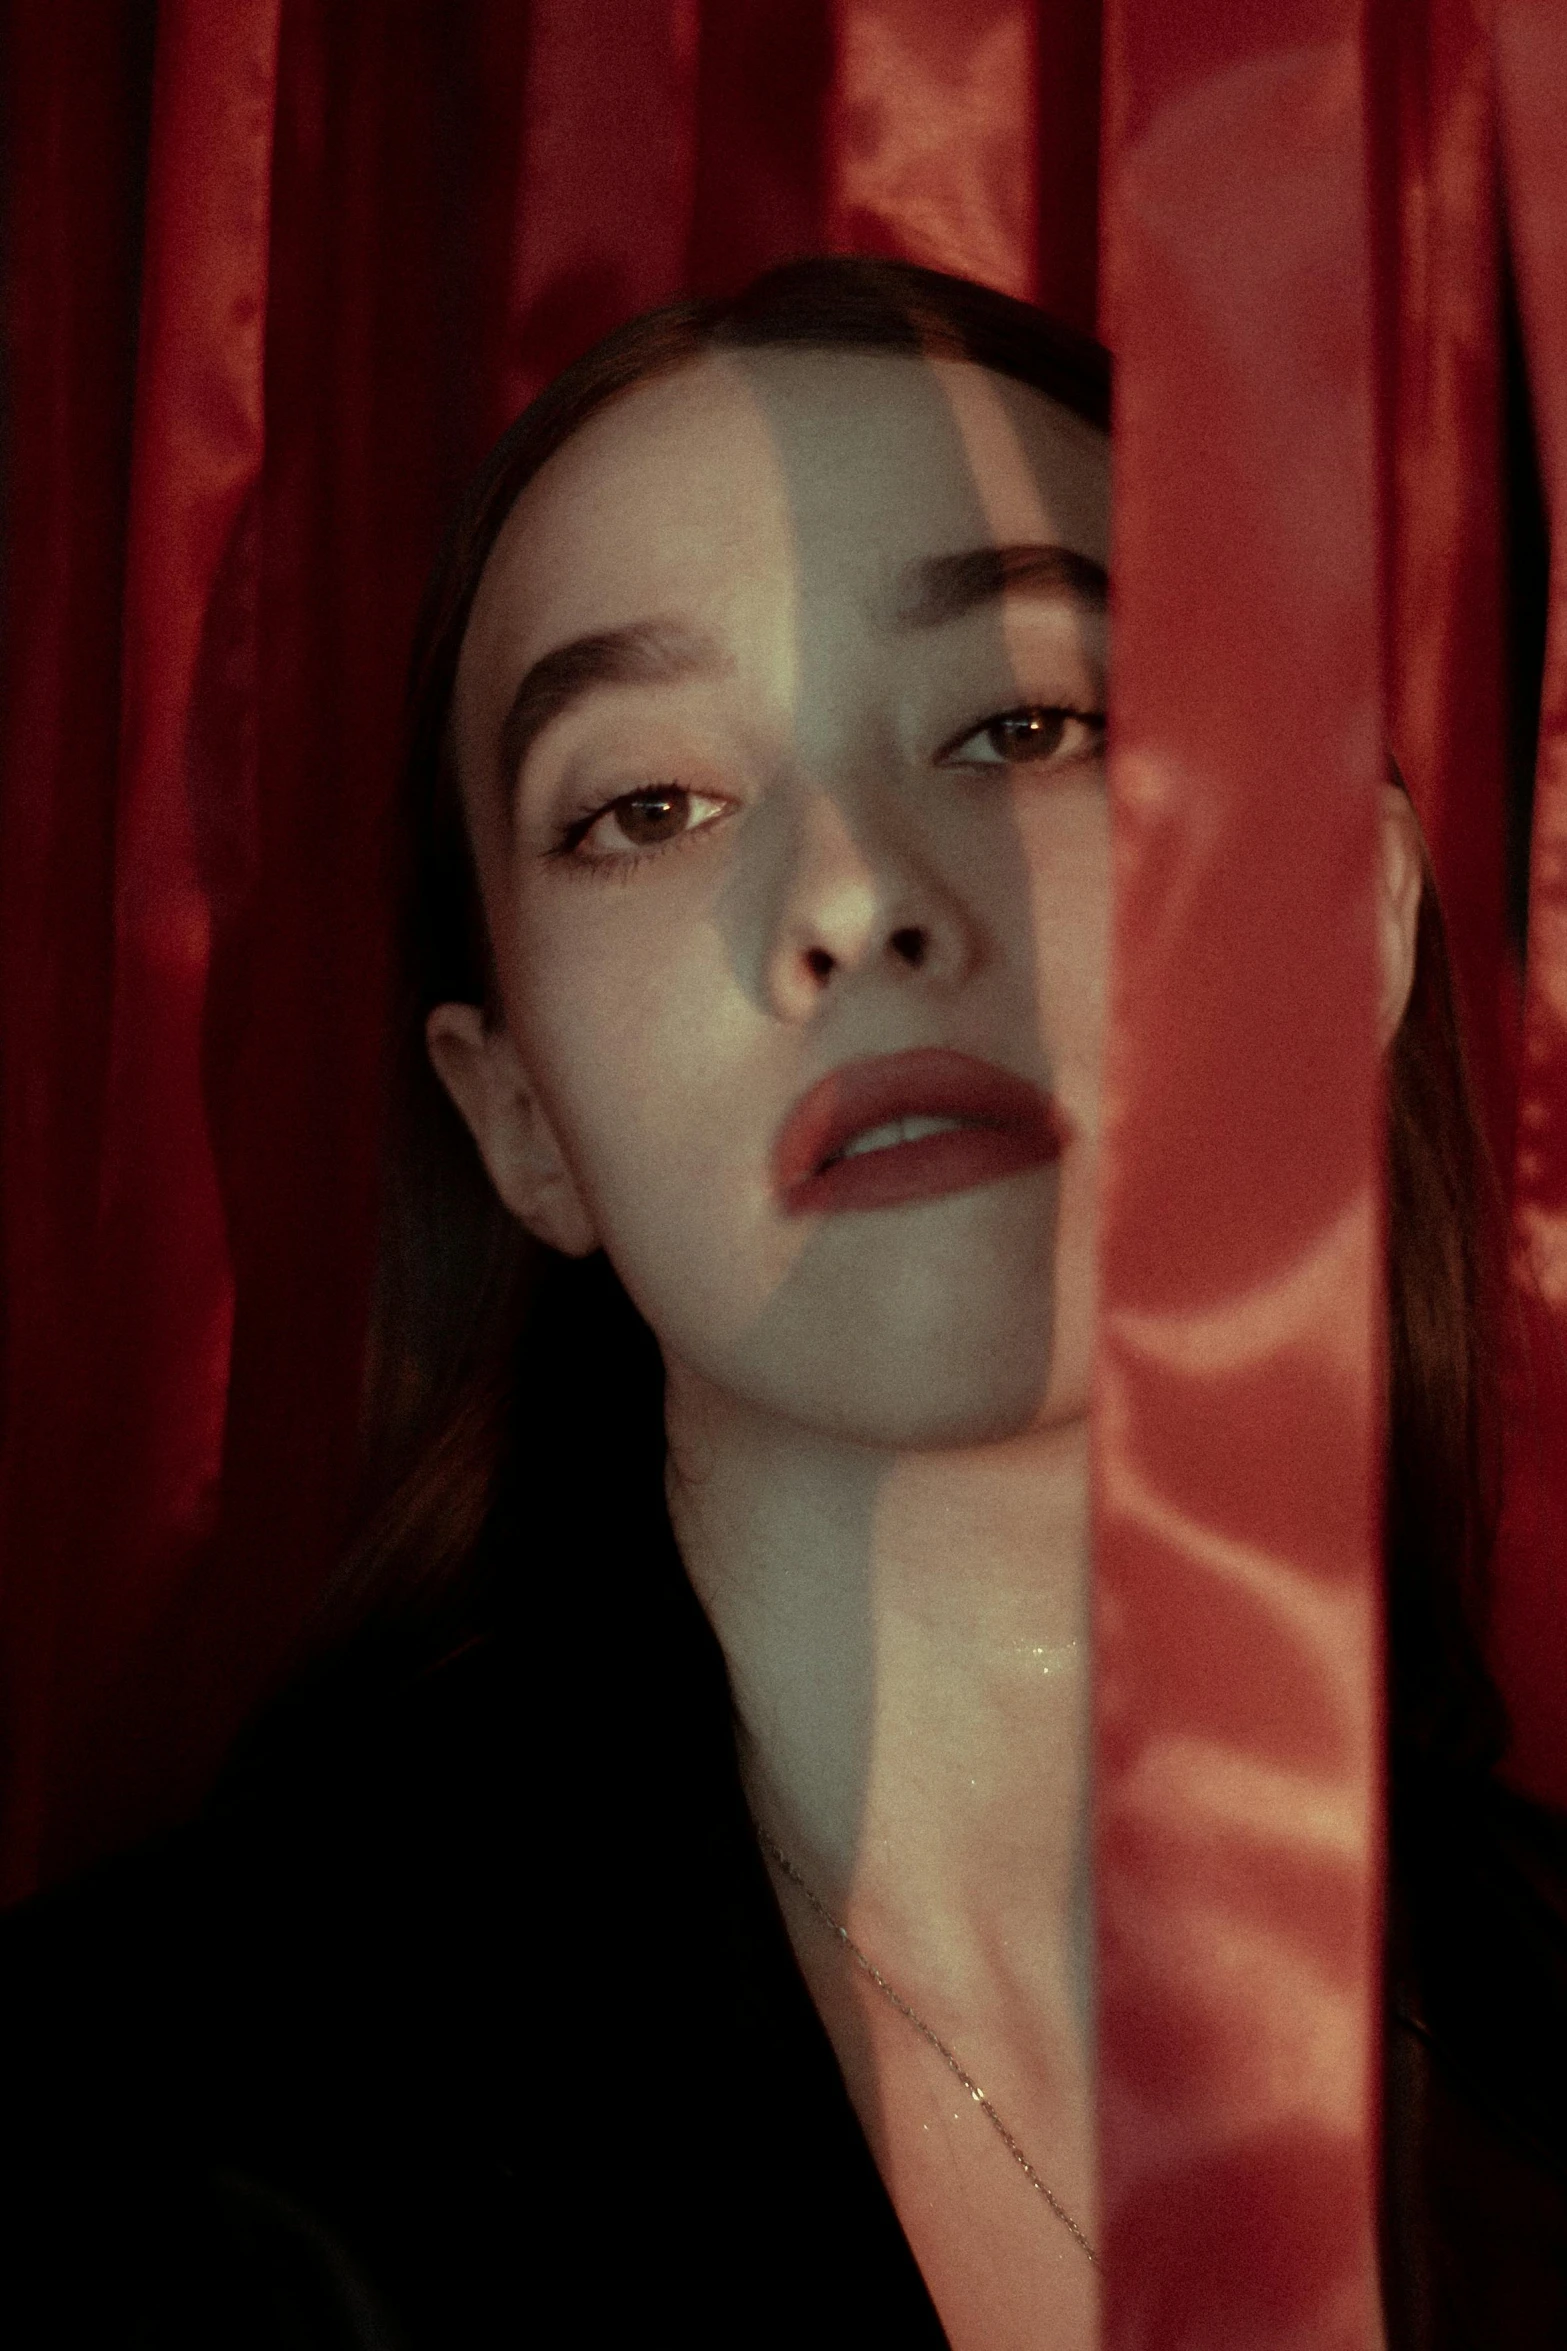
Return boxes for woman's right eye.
[556,782,731,865]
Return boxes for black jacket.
[1,1518,1564,2348]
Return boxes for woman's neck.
[663,1369,1094,2033]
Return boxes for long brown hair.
[328,256,1505,1781]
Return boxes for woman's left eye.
[556,782,731,864]
[938,705,1106,767]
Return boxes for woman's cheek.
[519,898,751,1235]
[1026,804,1111,1109]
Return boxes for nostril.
[890,926,927,969]
[805,946,835,984]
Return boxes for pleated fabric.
[0,2,158,1899]
[0,0,285,1901]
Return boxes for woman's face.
[443,347,1111,1449]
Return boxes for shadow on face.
[443,346,1112,1460]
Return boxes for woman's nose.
[763,788,977,1022]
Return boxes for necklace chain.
[756,1827,1099,2269]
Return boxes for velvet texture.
[0,6,1559,2345]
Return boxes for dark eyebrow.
[893,542,1108,630]
[497,620,724,795]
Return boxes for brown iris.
[613,786,691,845]
[984,709,1070,760]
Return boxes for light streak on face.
[447,349,1111,1451]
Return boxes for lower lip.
[784,1122,1058,1217]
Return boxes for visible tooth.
[839,1120,905,1159]
[837,1113,967,1160]
[898,1114,968,1144]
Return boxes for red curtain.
[1492,0,1567,1816]
[1,0,546,1897]
[1097,4,1388,2335]
[0,3,1561,2343]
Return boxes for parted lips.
[774,1047,1064,1217]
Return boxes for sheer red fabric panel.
[1097,6,1384,2341]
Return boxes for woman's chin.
[727,1314,1061,1453]
[619,1172,1081,1452]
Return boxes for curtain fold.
[80,0,280,1846]
[0,0,284,1901]
[1494,0,1567,1809]
[1096,7,1384,2342]
[827,0,1038,296]
[1366,0,1514,1173]
[0,2,156,1901]
[506,0,700,411]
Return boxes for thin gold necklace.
[757,1826,1099,2268]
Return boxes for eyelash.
[545,784,725,876]
[545,702,1106,875]
[935,702,1107,767]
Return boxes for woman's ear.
[425,1003,600,1257]
[1378,783,1425,1051]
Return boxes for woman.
[2,259,1563,2349]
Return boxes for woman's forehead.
[456,348,1109,740]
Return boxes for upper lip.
[772,1047,1061,1202]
